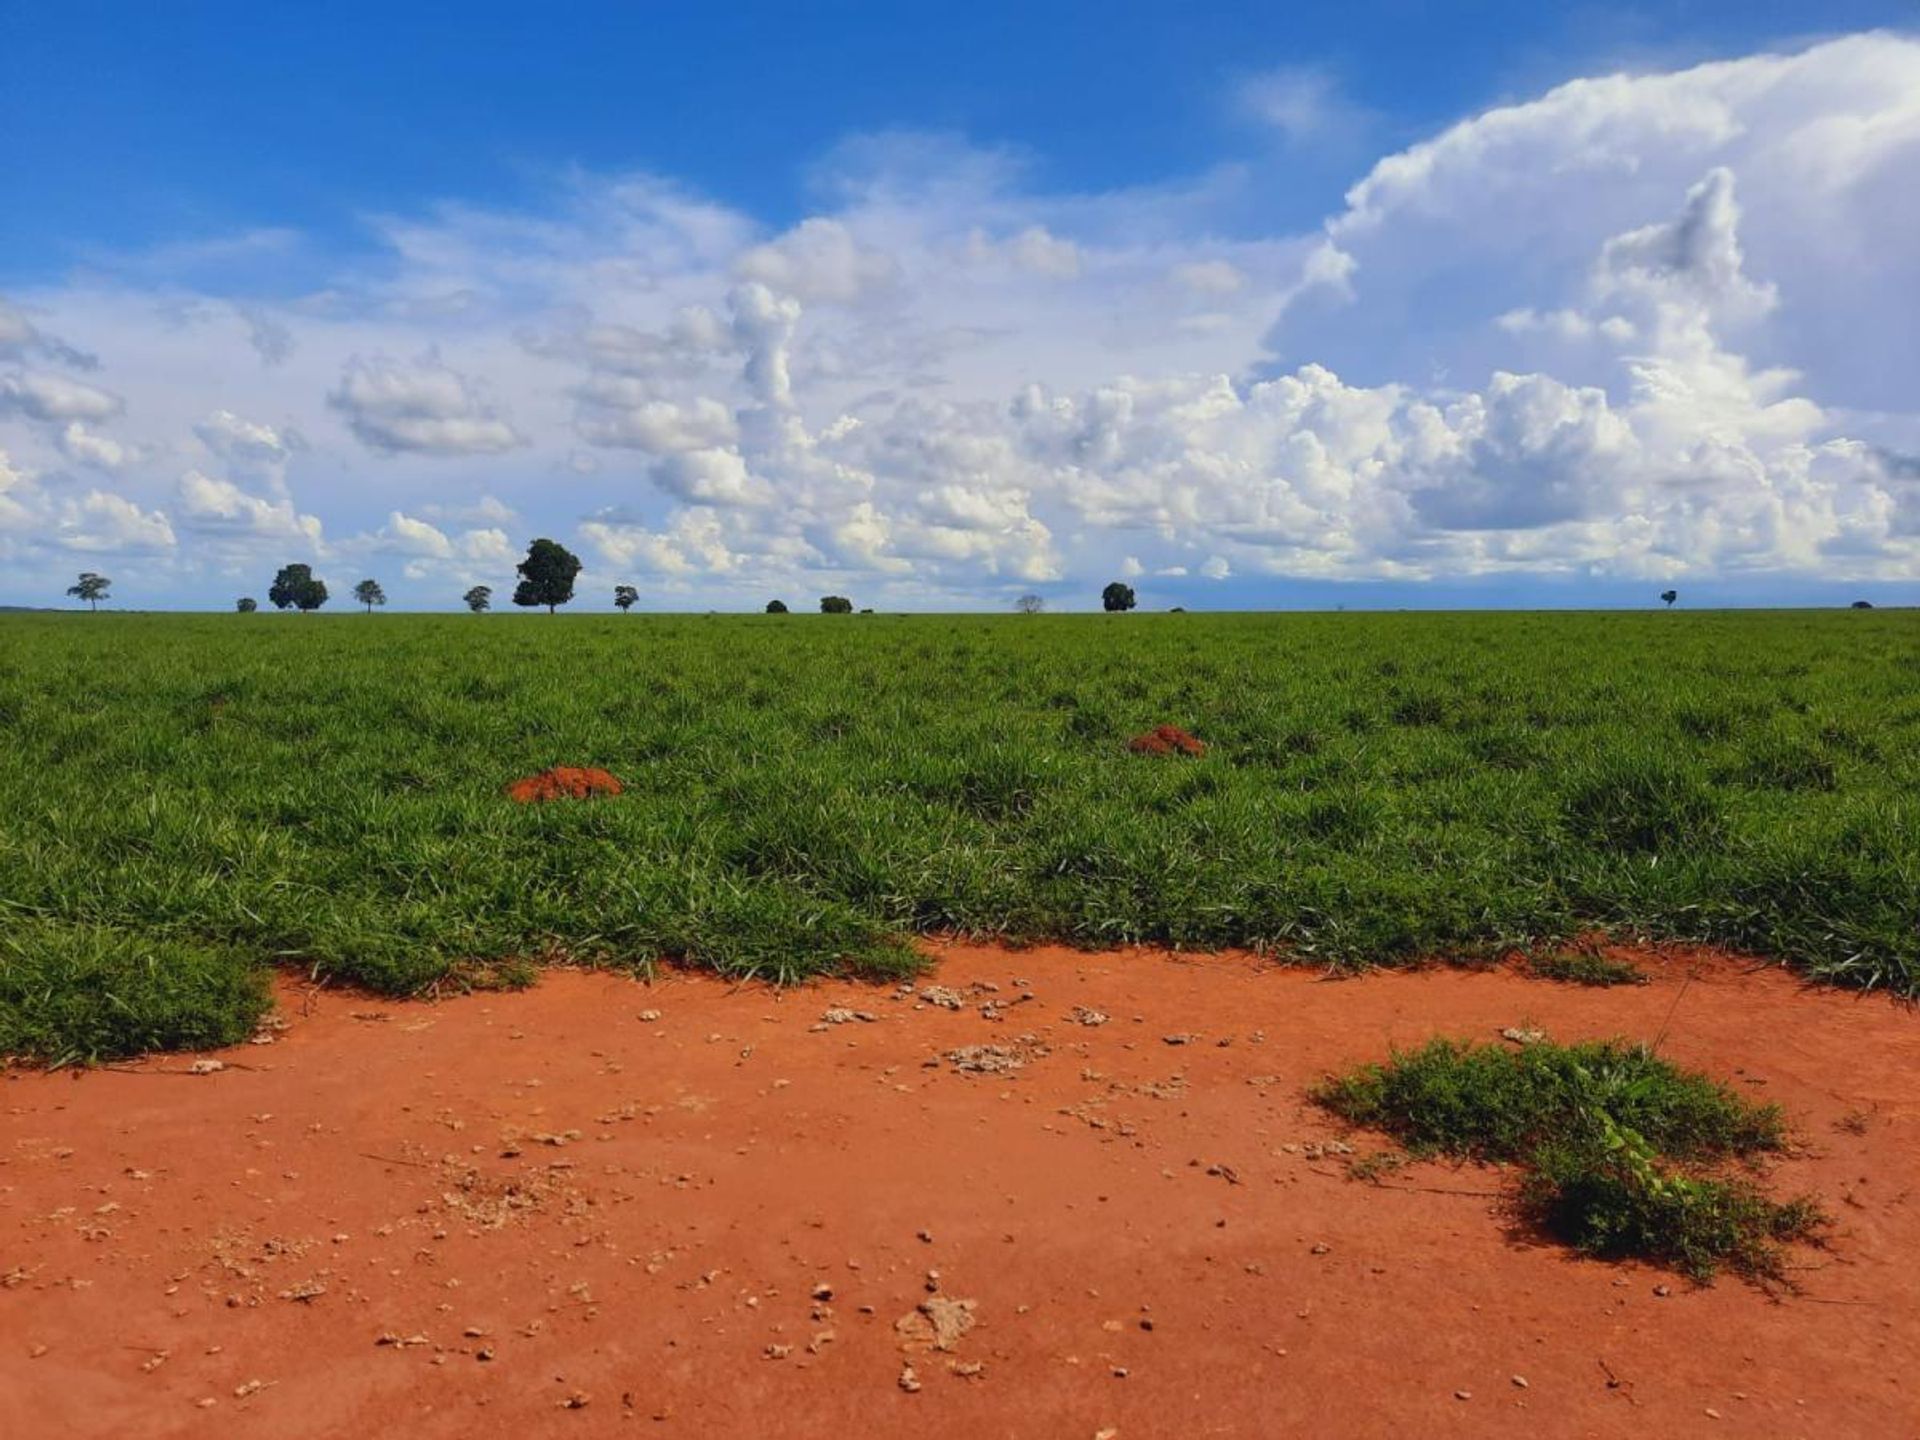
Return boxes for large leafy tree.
[463,585,492,613]
[819,595,853,614]
[66,573,111,611]
[269,564,328,612]
[512,538,581,613]
[353,578,387,613]
[1101,582,1137,613]
[614,584,638,612]
[235,597,258,613]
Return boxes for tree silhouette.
[1101,582,1137,613]
[614,584,638,612]
[820,595,853,614]
[1016,594,1044,614]
[66,573,111,611]
[1660,589,1678,608]
[765,599,789,614]
[353,579,387,614]
[512,538,582,613]
[463,585,492,613]
[269,564,328,612]
[235,597,258,613]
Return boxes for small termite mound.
[505,766,624,803]
[1126,725,1207,758]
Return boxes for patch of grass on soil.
[1526,949,1649,986]
[1316,1038,1823,1283]
[0,919,271,1065]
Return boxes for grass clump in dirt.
[0,919,271,1065]
[1526,948,1648,987]
[1316,1038,1822,1283]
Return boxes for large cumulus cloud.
[1,32,1917,605]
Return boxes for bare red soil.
[1125,725,1207,757]
[3,944,1915,1438]
[504,767,623,804]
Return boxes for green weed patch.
[1317,1038,1823,1282]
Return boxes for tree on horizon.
[353,578,387,614]
[1101,581,1137,613]
[66,573,111,611]
[512,538,581,613]
[614,584,638,612]
[1016,594,1044,614]
[463,585,492,613]
[235,596,257,613]
[269,564,328,612]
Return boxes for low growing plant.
[1316,1037,1822,1282]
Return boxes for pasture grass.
[1,607,1915,1060]
[1526,948,1649,986]
[1317,1037,1822,1281]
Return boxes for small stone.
[189,1059,226,1075]
[638,1010,661,1022]
[1511,1375,1529,1389]
[898,1363,922,1393]
[1455,1390,1472,1401]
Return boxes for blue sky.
[2,4,1918,609]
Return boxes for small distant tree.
[236,596,258,613]
[513,538,582,613]
[1851,599,1874,610]
[1016,594,1044,615]
[353,578,387,614]
[765,599,789,614]
[66,572,111,611]
[269,563,328,612]
[463,585,492,614]
[1101,582,1137,613]
[614,584,638,613]
[1660,589,1678,608]
[820,595,853,614]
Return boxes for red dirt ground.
[1125,725,1207,757]
[3,943,1915,1438]
[504,767,623,804]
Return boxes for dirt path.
[3,944,1915,1438]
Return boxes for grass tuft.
[1316,1037,1821,1282]
[1526,949,1649,987]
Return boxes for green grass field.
[2,609,1915,1061]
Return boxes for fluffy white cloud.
[0,371,123,423]
[175,469,323,545]
[54,491,175,554]
[328,357,524,455]
[195,409,295,468]
[735,218,898,304]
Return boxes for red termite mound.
[504,766,624,803]
[1126,724,1207,757]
